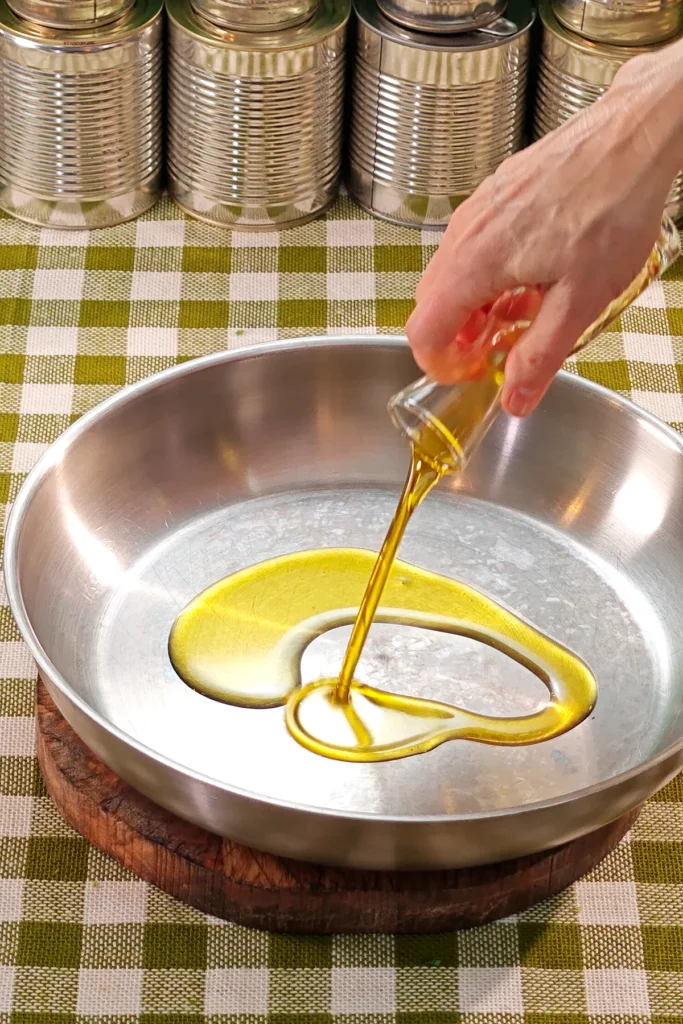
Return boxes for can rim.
[539,0,682,55]
[0,0,162,48]
[166,0,350,50]
[353,0,534,50]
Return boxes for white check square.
[130,272,182,301]
[204,968,269,1014]
[127,328,178,357]
[585,968,650,1014]
[331,967,395,1014]
[32,269,84,301]
[20,384,73,416]
[26,327,79,355]
[230,272,278,301]
[459,966,524,1013]
[84,881,147,924]
[77,969,143,1014]
[327,272,375,301]
[136,220,186,248]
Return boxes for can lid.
[167,0,350,49]
[0,0,162,45]
[539,0,679,55]
[354,0,533,48]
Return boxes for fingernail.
[506,387,538,417]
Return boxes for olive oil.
[169,351,597,763]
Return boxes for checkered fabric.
[0,193,682,1021]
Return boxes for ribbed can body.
[534,0,683,224]
[348,0,533,228]
[189,0,319,31]
[0,0,163,229]
[553,0,683,46]
[376,0,506,33]
[167,0,349,230]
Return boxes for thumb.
[501,282,601,417]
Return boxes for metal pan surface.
[6,338,683,870]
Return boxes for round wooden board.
[36,678,639,934]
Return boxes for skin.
[406,40,683,417]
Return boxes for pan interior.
[11,340,683,820]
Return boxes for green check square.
[0,473,11,503]
[0,246,38,270]
[85,246,135,271]
[16,921,82,967]
[525,1016,590,1024]
[277,299,327,330]
[0,413,18,441]
[279,246,327,273]
[178,301,229,329]
[0,607,21,641]
[140,1016,204,1024]
[74,355,127,386]
[642,926,683,970]
[0,355,25,383]
[395,934,458,968]
[182,247,231,273]
[25,837,89,881]
[632,841,683,883]
[375,245,423,273]
[143,923,208,970]
[376,298,413,328]
[0,299,30,325]
[79,300,130,328]
[519,923,583,969]
[269,934,332,968]
[577,360,631,391]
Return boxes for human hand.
[405,51,683,417]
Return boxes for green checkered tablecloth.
[0,193,682,1021]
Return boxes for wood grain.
[36,678,638,933]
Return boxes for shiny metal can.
[190,0,319,31]
[7,0,133,29]
[167,0,349,230]
[377,0,506,34]
[0,0,163,229]
[534,0,683,223]
[553,0,682,46]
[348,0,533,229]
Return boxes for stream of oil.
[169,352,597,762]
[169,463,597,763]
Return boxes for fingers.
[406,242,517,382]
[501,282,600,417]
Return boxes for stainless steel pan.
[6,337,683,870]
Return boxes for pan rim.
[5,333,683,825]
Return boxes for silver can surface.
[0,0,163,229]
[534,0,683,223]
[167,0,349,230]
[7,0,133,29]
[189,0,319,31]
[348,0,533,229]
[553,0,682,46]
[377,0,506,34]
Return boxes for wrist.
[609,43,683,182]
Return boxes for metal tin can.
[377,0,506,34]
[553,0,682,46]
[189,0,319,31]
[348,0,533,229]
[0,0,163,229]
[534,0,683,223]
[7,0,133,29]
[167,0,349,230]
